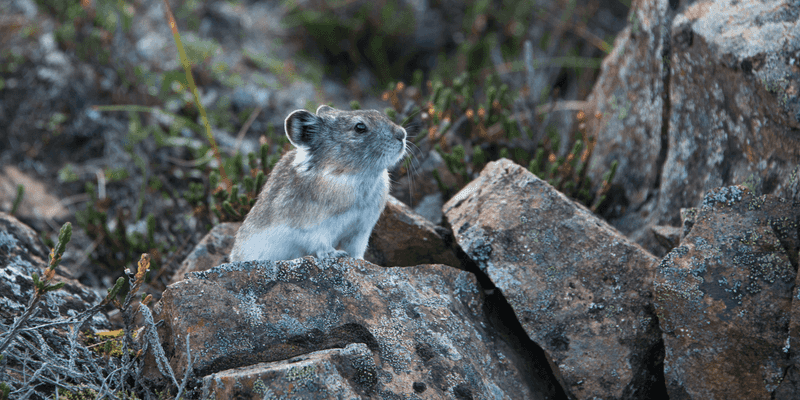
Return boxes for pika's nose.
[394,127,407,142]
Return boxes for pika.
[229,105,408,261]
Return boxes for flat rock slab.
[154,257,558,399]
[443,159,663,400]
[202,343,378,399]
[0,166,70,222]
[653,186,799,399]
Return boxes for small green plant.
[0,380,10,400]
[285,0,416,85]
[590,160,618,212]
[186,142,272,222]
[10,184,24,216]
[37,0,131,65]
[58,163,79,182]
[382,71,617,210]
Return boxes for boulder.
[443,159,663,399]
[653,186,799,398]
[152,257,561,398]
[583,0,800,256]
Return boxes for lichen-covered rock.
[153,257,559,399]
[202,343,378,399]
[443,159,663,400]
[584,0,800,256]
[653,185,799,399]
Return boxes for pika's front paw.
[317,249,350,259]
[331,250,350,259]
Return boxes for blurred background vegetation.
[2,0,629,292]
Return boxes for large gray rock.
[583,0,800,256]
[152,257,560,399]
[653,186,799,399]
[443,159,663,400]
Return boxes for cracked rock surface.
[584,0,800,257]
[444,159,664,400]
[150,257,561,399]
[653,185,800,398]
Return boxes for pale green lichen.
[702,185,747,208]
[252,379,276,399]
[286,364,317,383]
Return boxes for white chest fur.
[231,169,389,261]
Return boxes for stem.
[0,293,43,355]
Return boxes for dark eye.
[354,122,367,133]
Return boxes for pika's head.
[284,105,407,174]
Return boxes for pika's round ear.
[316,105,334,115]
[284,109,320,148]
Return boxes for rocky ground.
[1,0,799,398]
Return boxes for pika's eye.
[354,122,368,133]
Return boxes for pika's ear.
[316,105,334,115]
[285,109,320,148]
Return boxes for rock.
[583,0,800,257]
[172,197,461,282]
[151,258,560,399]
[366,195,462,269]
[651,225,682,252]
[443,159,663,399]
[0,166,70,222]
[679,207,698,241]
[202,343,378,399]
[653,186,799,398]
[169,222,238,284]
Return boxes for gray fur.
[229,105,407,261]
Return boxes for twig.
[95,169,106,200]
[234,104,263,153]
[175,332,192,399]
[0,299,42,355]
[140,304,178,388]
[534,100,588,115]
